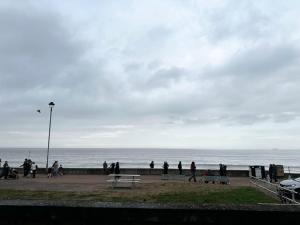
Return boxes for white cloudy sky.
[1,0,300,149]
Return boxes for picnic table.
[107,174,141,188]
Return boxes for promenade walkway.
[0,175,252,192]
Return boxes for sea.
[0,148,299,173]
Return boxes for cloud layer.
[1,0,300,149]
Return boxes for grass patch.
[0,186,278,204]
[152,187,278,204]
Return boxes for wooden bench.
[107,174,141,188]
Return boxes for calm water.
[0,148,299,172]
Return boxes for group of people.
[0,158,63,179]
[152,161,228,183]
[151,161,183,175]
[102,161,120,174]
[20,158,38,178]
[161,161,197,182]
[47,161,63,178]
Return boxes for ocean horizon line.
[1,147,300,151]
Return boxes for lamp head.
[48,102,55,108]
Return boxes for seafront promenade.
[0,174,252,192]
[10,167,299,178]
[0,171,299,224]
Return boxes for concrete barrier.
[0,201,299,225]
[13,168,299,178]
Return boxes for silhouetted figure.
[103,161,108,174]
[150,161,154,169]
[2,161,9,179]
[219,164,227,176]
[163,161,169,174]
[109,163,115,174]
[178,161,182,175]
[188,161,197,182]
[58,165,64,176]
[20,159,30,177]
[115,162,120,174]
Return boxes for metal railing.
[249,176,300,205]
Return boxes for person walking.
[188,161,197,182]
[178,161,183,175]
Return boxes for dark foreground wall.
[0,201,299,225]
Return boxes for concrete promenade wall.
[27,168,250,177]
[14,168,299,178]
[0,201,299,225]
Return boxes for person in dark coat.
[178,161,183,175]
[219,164,227,176]
[109,163,115,174]
[2,161,9,179]
[163,161,169,174]
[115,162,120,174]
[103,161,108,174]
[150,161,154,169]
[20,159,28,177]
[188,161,197,182]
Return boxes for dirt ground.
[0,175,254,193]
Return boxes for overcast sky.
[1,0,300,149]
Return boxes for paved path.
[0,175,253,192]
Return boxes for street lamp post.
[46,101,55,170]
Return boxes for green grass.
[153,187,278,204]
[0,187,278,204]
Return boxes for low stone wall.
[12,168,300,178]
[27,168,250,176]
[0,201,299,225]
[14,168,299,178]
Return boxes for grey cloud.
[0,7,84,91]
[1,1,300,148]
[220,44,300,77]
[203,1,284,43]
[146,67,187,88]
